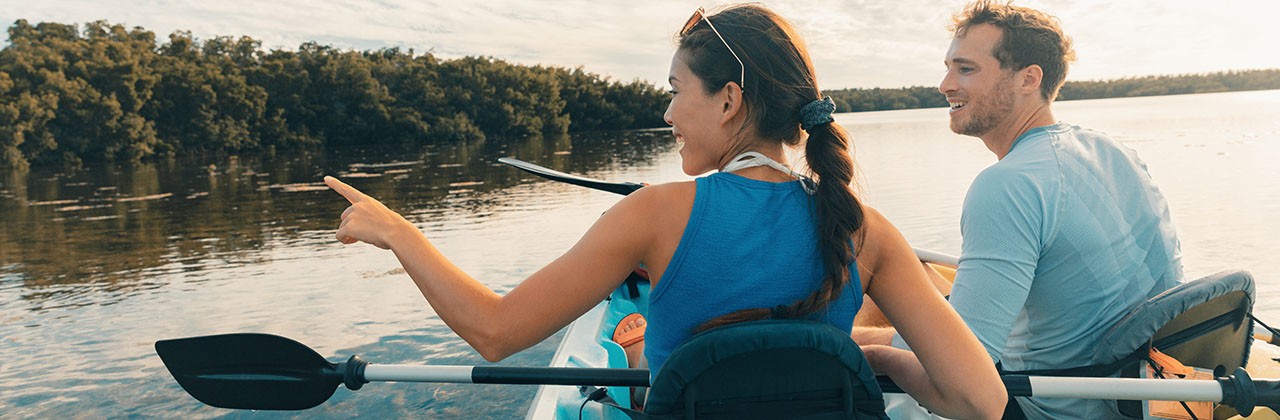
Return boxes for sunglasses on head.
[682,7,746,91]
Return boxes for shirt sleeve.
[947,167,1045,362]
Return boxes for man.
[853,1,1183,418]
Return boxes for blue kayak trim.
[525,282,651,419]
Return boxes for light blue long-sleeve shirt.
[895,123,1182,419]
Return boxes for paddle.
[499,157,644,196]
[156,332,1280,414]
[1258,328,1280,347]
[154,333,649,410]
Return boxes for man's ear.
[1021,64,1044,96]
[719,82,745,125]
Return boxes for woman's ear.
[719,82,745,125]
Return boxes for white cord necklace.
[720,151,816,194]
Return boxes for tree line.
[826,69,1280,114]
[3,20,1278,169]
[0,20,669,169]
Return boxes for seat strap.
[624,271,645,300]
[582,386,676,420]
[997,344,1148,378]
[1143,350,1205,420]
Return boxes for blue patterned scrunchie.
[799,96,836,131]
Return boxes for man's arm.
[946,169,1044,359]
[852,262,952,347]
[854,169,1045,359]
[851,326,896,345]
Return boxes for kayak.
[526,278,649,419]
[523,267,1280,420]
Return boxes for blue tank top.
[645,172,862,378]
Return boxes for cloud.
[1,0,1275,89]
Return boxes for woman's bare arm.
[326,176,661,361]
[856,207,1006,419]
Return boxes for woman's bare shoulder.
[854,204,898,269]
[614,181,696,210]
[592,180,696,227]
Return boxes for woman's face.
[664,52,733,176]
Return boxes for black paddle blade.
[155,333,343,410]
[499,157,644,196]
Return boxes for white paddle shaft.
[364,364,474,383]
[361,363,1233,403]
[914,247,959,267]
[1029,376,1223,402]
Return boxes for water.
[0,90,1277,418]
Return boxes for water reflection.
[0,129,676,418]
[0,130,671,314]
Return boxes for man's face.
[939,23,1018,138]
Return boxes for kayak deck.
[526,282,649,419]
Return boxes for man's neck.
[982,103,1057,160]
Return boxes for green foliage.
[0,20,669,167]
[1,20,162,166]
[554,66,669,131]
[1056,70,1280,101]
[826,69,1280,114]
[827,86,948,113]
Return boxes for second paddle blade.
[155,333,343,410]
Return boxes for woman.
[325,4,1004,418]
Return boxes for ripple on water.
[259,182,330,192]
[116,193,173,203]
[54,203,113,212]
[27,199,79,206]
[78,215,121,222]
[350,160,422,169]
[338,172,383,178]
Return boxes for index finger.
[324,176,366,204]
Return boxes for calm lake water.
[1,90,1277,418]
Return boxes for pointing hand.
[324,176,414,250]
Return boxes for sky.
[1,0,1277,90]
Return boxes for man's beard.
[954,77,1016,137]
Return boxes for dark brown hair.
[951,0,1077,101]
[680,4,865,332]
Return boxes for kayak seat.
[1141,270,1254,375]
[1109,269,1255,418]
[642,320,887,419]
[1006,269,1254,418]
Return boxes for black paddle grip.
[471,366,650,386]
[341,355,370,391]
[1249,376,1280,415]
[1219,367,1257,416]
